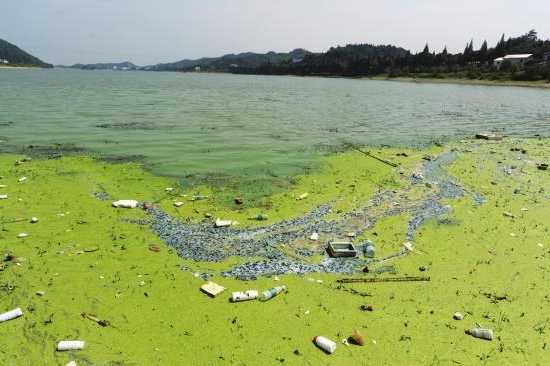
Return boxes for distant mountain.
[0,38,52,68]
[63,61,139,70]
[146,48,311,72]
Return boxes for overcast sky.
[1,0,549,65]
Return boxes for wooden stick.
[353,148,399,167]
[337,276,430,283]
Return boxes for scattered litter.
[174,201,184,207]
[475,133,503,141]
[403,242,415,252]
[215,219,232,228]
[347,232,356,238]
[510,233,517,237]
[538,243,544,248]
[259,285,287,301]
[36,291,45,297]
[350,329,366,346]
[466,327,493,341]
[0,185,6,188]
[234,197,244,205]
[191,195,208,201]
[313,336,336,354]
[310,233,319,241]
[18,177,27,182]
[503,212,515,218]
[521,208,528,212]
[83,247,98,253]
[200,282,226,297]
[297,193,309,200]
[360,304,374,312]
[149,244,161,252]
[0,194,7,199]
[56,341,85,351]
[81,312,110,327]
[342,338,349,346]
[327,241,357,258]
[253,214,269,221]
[353,148,399,167]
[30,217,38,223]
[112,200,139,208]
[365,243,376,258]
[0,308,23,323]
[66,361,77,366]
[165,187,174,192]
[537,163,548,171]
[338,276,430,284]
[231,290,258,302]
[316,279,323,284]
[453,312,464,320]
[17,233,28,238]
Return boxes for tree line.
[233,30,550,82]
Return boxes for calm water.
[1,69,549,177]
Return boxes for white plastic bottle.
[231,290,259,302]
[314,336,337,354]
[0,308,23,323]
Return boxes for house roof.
[503,54,532,59]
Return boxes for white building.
[493,54,533,68]
[0,59,9,64]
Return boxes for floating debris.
[0,308,23,323]
[56,341,86,351]
[173,201,184,207]
[0,194,7,200]
[259,285,287,301]
[466,328,493,341]
[200,282,225,297]
[314,336,336,354]
[30,217,38,223]
[17,233,28,238]
[310,232,319,241]
[453,312,464,320]
[475,133,503,141]
[81,312,110,327]
[112,200,139,208]
[231,290,258,302]
[297,192,309,200]
[350,330,365,346]
[215,219,232,228]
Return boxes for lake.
[1,69,549,178]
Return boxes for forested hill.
[0,38,52,68]
[146,48,310,72]
[233,30,550,81]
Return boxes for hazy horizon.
[1,0,549,65]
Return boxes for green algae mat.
[1,138,549,365]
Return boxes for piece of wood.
[337,276,430,284]
[200,282,226,297]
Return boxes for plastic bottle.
[313,336,336,354]
[231,290,259,302]
[0,308,23,323]
[56,341,86,351]
[466,328,493,340]
[259,286,287,301]
[365,244,375,258]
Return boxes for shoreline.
[371,76,550,89]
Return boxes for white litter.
[17,233,28,238]
[18,177,27,182]
[231,290,258,302]
[165,187,174,192]
[314,336,336,354]
[0,308,23,323]
[112,200,139,208]
[0,194,7,200]
[173,201,184,207]
[66,361,77,366]
[56,341,85,351]
[403,241,415,252]
[30,217,38,223]
[309,232,319,241]
[215,219,232,228]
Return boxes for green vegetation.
[1,138,549,365]
[228,30,550,83]
[0,39,52,68]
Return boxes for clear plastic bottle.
[259,285,287,301]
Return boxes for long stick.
[337,276,430,283]
[353,148,399,168]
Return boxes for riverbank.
[372,75,550,89]
[1,137,549,365]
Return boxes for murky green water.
[1,69,549,178]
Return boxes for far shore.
[0,65,41,70]
[371,75,550,89]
